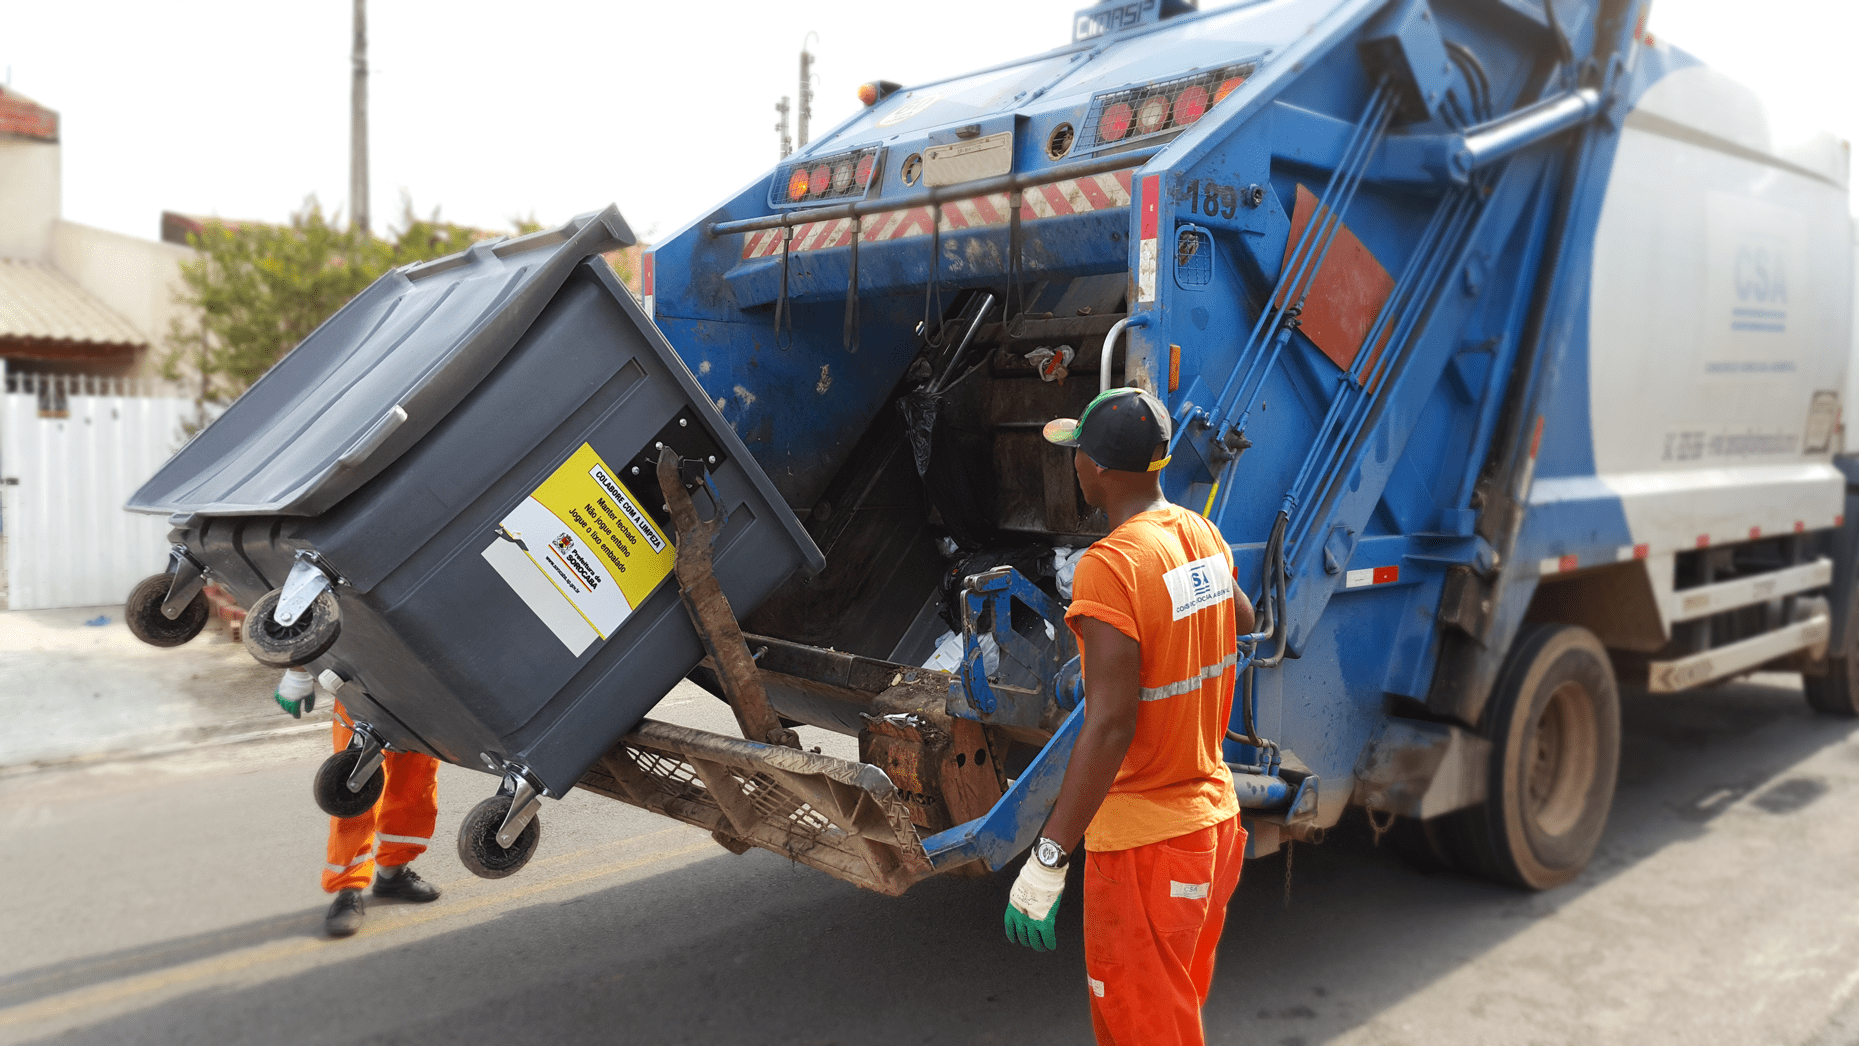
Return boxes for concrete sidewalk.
[0,605,325,772]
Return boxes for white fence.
[0,373,197,610]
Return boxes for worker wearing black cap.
[1003,386,1252,1046]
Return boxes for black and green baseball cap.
[1042,387,1172,473]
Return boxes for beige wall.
[51,220,195,372]
[0,137,60,261]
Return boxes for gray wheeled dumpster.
[126,207,823,873]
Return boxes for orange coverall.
[1065,504,1247,1046]
[322,702,441,893]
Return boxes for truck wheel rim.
[1527,680,1597,837]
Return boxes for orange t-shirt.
[1065,504,1241,852]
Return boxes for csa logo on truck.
[1731,242,1788,333]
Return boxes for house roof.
[0,87,58,143]
[0,259,147,351]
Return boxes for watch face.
[1036,839,1065,868]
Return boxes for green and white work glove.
[273,668,317,719]
[1004,855,1067,952]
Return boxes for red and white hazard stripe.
[642,252,655,318]
[1344,565,1400,589]
[739,169,1137,261]
[1136,174,1160,303]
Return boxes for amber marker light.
[1214,76,1247,104]
[858,83,880,106]
[787,168,810,201]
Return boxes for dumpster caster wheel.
[458,795,541,879]
[124,573,209,648]
[243,587,341,668]
[314,749,384,819]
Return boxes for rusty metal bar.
[656,446,798,748]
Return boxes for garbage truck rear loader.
[636,0,1855,890]
[122,0,1855,894]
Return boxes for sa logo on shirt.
[1163,554,1234,621]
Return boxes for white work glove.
[1003,856,1068,952]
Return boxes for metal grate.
[586,719,936,895]
[1079,61,1261,154]
[768,146,884,209]
[1175,226,1214,289]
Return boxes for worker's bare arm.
[1040,616,1142,854]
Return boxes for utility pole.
[775,96,792,159]
[350,0,370,237]
[797,34,815,149]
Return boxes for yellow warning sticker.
[480,443,676,655]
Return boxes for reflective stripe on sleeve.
[1138,652,1238,702]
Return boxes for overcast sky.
[4,0,1855,246]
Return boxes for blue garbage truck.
[125,0,1857,893]
[625,0,1855,891]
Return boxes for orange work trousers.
[321,702,441,893]
[1083,815,1246,1046]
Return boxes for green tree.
[163,197,529,405]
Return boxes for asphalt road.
[5,673,1859,1045]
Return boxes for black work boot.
[325,888,364,937]
[373,864,441,903]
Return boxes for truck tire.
[1804,607,1859,716]
[1441,624,1621,890]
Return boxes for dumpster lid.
[126,206,637,517]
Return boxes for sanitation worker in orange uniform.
[273,670,444,937]
[1003,387,1251,1046]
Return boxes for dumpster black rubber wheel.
[314,749,383,819]
[124,573,209,648]
[1437,624,1620,891]
[243,587,341,668]
[457,795,541,880]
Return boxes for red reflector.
[1749,525,1762,539]
[854,154,875,188]
[642,254,654,296]
[1371,565,1399,585]
[1098,101,1133,142]
[1213,76,1246,104]
[809,166,831,198]
[787,168,810,201]
[1634,543,1649,558]
[1173,84,1209,126]
[1136,92,1170,135]
[1558,554,1578,573]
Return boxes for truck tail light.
[769,146,884,208]
[1081,60,1259,152]
[1136,93,1170,135]
[1173,85,1209,126]
[1099,101,1134,142]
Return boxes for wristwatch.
[1033,836,1070,870]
